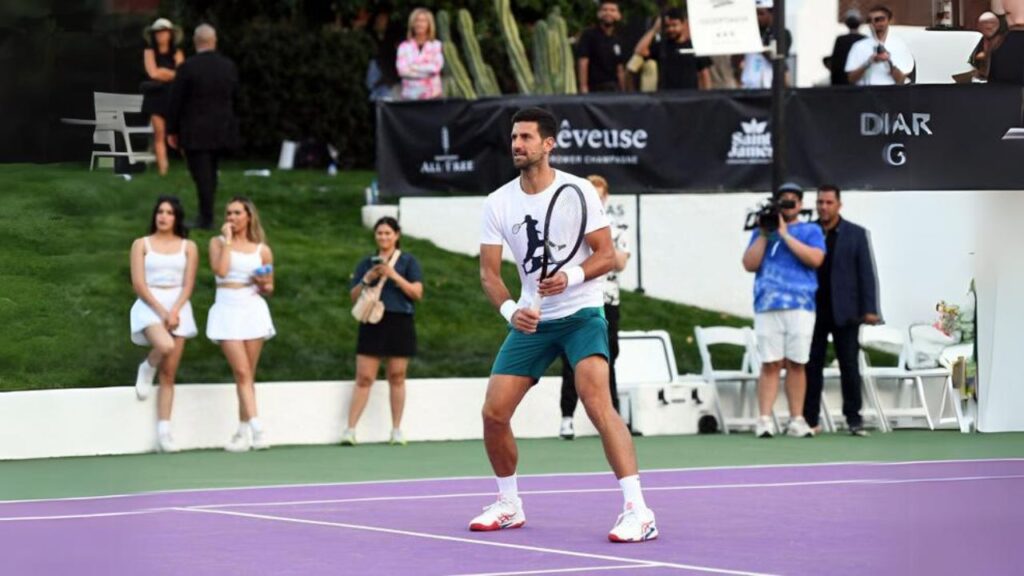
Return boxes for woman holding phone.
[207,196,276,452]
[343,217,423,446]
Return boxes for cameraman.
[742,183,825,438]
[845,4,914,86]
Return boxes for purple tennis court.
[3,459,1021,576]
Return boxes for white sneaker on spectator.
[786,417,815,438]
[252,429,270,450]
[157,433,179,454]
[389,429,406,446]
[135,360,156,400]
[559,417,575,440]
[469,496,525,531]
[608,503,658,543]
[755,417,775,438]
[340,428,357,446]
[225,430,251,453]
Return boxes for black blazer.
[822,218,880,326]
[166,51,240,151]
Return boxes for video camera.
[743,184,813,231]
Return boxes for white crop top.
[216,237,264,285]
[143,237,187,287]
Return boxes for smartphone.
[370,256,384,265]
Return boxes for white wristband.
[499,300,518,323]
[563,266,585,288]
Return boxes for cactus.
[531,20,552,94]
[437,10,476,99]
[494,0,535,94]
[457,9,500,97]
[548,9,576,94]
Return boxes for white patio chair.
[62,92,154,170]
[694,326,762,434]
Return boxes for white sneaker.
[559,418,575,440]
[755,417,775,438]
[225,430,251,453]
[608,504,659,543]
[389,429,406,446]
[786,418,815,438]
[251,428,270,450]
[135,360,156,400]
[157,433,179,453]
[468,496,526,531]
[340,428,357,446]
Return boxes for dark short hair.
[817,184,841,200]
[149,195,187,238]
[664,8,687,21]
[868,5,893,19]
[511,107,557,140]
[598,0,620,9]
[374,216,401,248]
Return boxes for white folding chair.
[935,343,974,433]
[90,92,155,170]
[694,326,760,434]
[859,325,950,431]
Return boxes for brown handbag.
[351,250,401,324]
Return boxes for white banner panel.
[689,0,765,56]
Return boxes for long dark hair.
[374,216,401,248]
[149,195,188,238]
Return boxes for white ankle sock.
[248,417,263,433]
[157,420,171,437]
[236,421,250,436]
[496,474,519,501]
[561,416,572,425]
[619,475,647,511]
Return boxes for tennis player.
[472,107,658,542]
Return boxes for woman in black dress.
[141,18,184,176]
[343,217,424,446]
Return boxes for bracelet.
[563,266,585,288]
[499,300,517,323]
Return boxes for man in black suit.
[803,185,880,436]
[167,24,239,230]
[828,10,865,86]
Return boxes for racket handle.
[530,291,542,313]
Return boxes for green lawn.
[0,162,754,390]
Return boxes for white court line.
[448,563,661,576]
[5,474,1024,522]
[2,457,1022,505]
[175,507,775,576]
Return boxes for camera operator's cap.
[755,0,774,9]
[776,181,803,198]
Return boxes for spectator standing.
[828,10,865,86]
[739,0,792,89]
[343,217,424,446]
[633,9,712,91]
[166,24,239,230]
[971,12,1007,81]
[990,0,1024,84]
[130,196,198,453]
[140,18,184,176]
[845,5,915,86]
[207,197,276,452]
[366,5,403,101]
[742,183,825,438]
[396,8,443,100]
[577,1,627,93]
[802,186,880,437]
[559,175,629,440]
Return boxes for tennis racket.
[531,183,588,311]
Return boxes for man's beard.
[513,153,542,170]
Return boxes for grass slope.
[0,162,752,390]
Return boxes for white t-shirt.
[844,34,915,86]
[481,170,609,321]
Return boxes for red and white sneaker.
[608,504,658,543]
[469,496,526,531]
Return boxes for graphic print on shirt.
[511,213,565,277]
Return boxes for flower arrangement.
[934,283,976,343]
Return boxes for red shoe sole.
[608,532,658,543]
[470,520,525,532]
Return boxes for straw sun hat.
[143,18,184,46]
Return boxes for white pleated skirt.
[129,287,198,346]
[206,287,276,342]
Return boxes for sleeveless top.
[154,49,176,73]
[143,237,187,287]
[216,238,264,285]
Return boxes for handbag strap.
[370,250,402,296]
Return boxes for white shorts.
[129,287,198,346]
[206,287,276,342]
[754,309,816,364]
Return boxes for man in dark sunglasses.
[844,4,915,86]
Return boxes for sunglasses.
[871,16,889,23]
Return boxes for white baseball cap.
[755,0,774,9]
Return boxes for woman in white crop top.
[207,196,276,452]
[129,196,198,453]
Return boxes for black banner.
[376,85,1024,195]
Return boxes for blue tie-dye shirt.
[748,222,826,313]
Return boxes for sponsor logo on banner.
[726,118,772,165]
[419,126,474,175]
[859,112,932,167]
[550,119,648,166]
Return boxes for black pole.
[634,192,644,294]
[770,0,787,192]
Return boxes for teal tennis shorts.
[491,307,609,381]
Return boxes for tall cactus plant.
[531,20,553,94]
[494,0,535,94]
[548,9,577,94]
[437,10,476,99]
[457,9,500,97]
